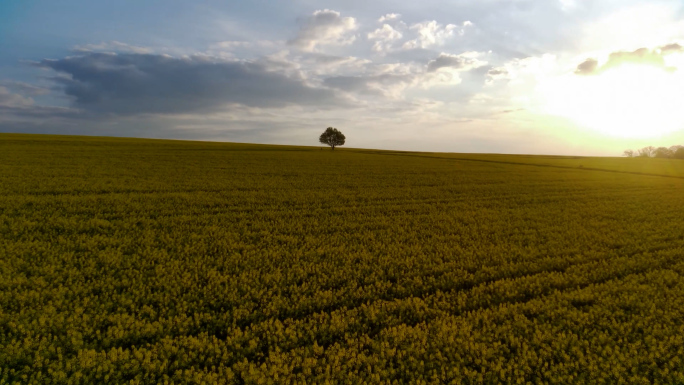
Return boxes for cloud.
[288,9,358,52]
[36,52,348,115]
[321,61,428,98]
[212,41,268,49]
[575,45,680,75]
[322,58,474,99]
[427,52,488,72]
[324,74,413,98]
[378,13,401,23]
[574,58,599,75]
[73,41,152,54]
[485,67,511,85]
[0,87,34,108]
[0,80,51,96]
[209,40,280,52]
[206,41,284,60]
[661,43,683,53]
[0,104,83,125]
[402,20,472,50]
[605,48,669,70]
[469,93,494,104]
[501,108,526,114]
[294,52,371,75]
[368,24,403,41]
[487,67,509,77]
[367,24,403,53]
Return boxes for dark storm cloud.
[575,44,681,75]
[36,52,347,115]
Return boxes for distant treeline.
[623,145,684,158]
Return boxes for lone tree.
[319,127,346,151]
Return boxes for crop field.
[2,133,684,384]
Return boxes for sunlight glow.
[581,5,684,52]
[540,64,684,138]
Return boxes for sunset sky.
[1,0,684,155]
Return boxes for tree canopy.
[319,127,345,150]
[624,145,684,159]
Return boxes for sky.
[1,0,684,155]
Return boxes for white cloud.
[378,13,401,23]
[288,9,358,52]
[402,20,472,50]
[0,86,34,108]
[368,24,403,53]
[368,24,403,41]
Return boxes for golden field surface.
[1,134,684,384]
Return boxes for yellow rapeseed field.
[1,134,683,384]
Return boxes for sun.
[539,63,684,138]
